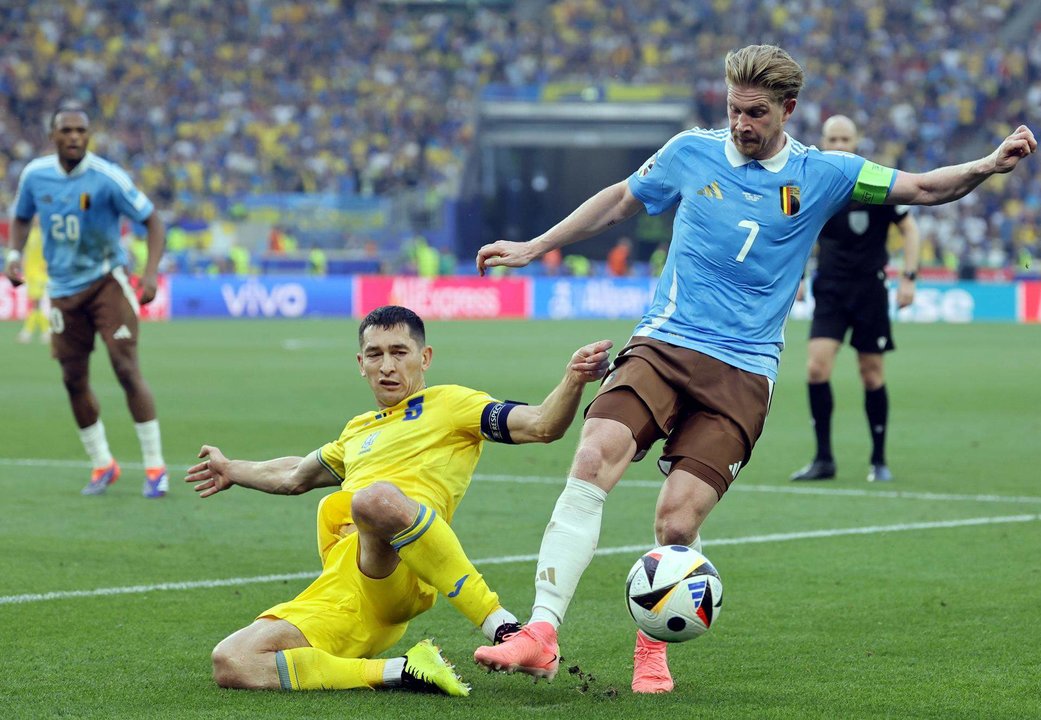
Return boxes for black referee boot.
[790,459,837,481]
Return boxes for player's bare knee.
[807,358,831,384]
[211,641,247,688]
[859,367,884,389]
[571,441,614,482]
[654,512,700,547]
[110,358,142,391]
[351,482,412,532]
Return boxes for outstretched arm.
[504,339,614,444]
[888,125,1036,206]
[476,180,644,275]
[185,445,339,498]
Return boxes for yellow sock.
[275,647,385,690]
[393,504,501,628]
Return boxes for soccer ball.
[625,545,723,642]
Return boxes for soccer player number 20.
[49,213,81,243]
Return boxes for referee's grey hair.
[724,45,804,103]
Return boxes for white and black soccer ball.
[625,545,723,642]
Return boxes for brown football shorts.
[586,336,773,499]
[49,269,140,362]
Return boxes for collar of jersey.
[724,133,792,173]
[51,152,93,178]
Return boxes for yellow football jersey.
[317,384,500,525]
[23,225,47,282]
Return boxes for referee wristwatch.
[902,270,918,281]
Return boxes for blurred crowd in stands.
[1,0,1038,274]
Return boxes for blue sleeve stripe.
[315,448,344,481]
[390,505,437,550]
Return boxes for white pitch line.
[472,473,1041,505]
[1,513,1037,606]
[2,459,1040,505]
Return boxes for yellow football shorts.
[26,276,47,302]
[259,491,438,659]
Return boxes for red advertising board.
[1018,281,1041,323]
[354,276,529,319]
[0,274,169,321]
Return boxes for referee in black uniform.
[791,115,920,483]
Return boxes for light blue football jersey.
[629,129,891,381]
[12,152,154,298]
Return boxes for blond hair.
[724,45,804,103]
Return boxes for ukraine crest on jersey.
[316,385,499,524]
[11,152,154,298]
[628,129,889,380]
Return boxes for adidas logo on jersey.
[696,181,723,200]
[112,325,133,340]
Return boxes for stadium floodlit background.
[1,2,1039,718]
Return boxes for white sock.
[134,419,165,468]
[78,421,113,469]
[656,532,703,554]
[481,606,519,642]
[530,476,608,628]
[382,657,405,686]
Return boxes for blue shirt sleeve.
[627,132,687,215]
[12,171,37,221]
[815,150,870,217]
[105,165,155,223]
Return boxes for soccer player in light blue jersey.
[473,45,1036,693]
[4,107,169,498]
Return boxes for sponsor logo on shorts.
[112,325,133,340]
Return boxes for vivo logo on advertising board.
[221,280,308,317]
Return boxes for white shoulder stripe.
[658,127,727,154]
[87,156,135,193]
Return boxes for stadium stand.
[0,0,1037,273]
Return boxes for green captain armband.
[851,161,896,204]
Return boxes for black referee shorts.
[809,273,895,353]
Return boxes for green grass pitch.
[1,318,1039,719]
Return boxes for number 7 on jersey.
[736,220,759,262]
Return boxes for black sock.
[865,385,888,465]
[808,381,833,462]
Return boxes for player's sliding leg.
[213,621,468,695]
[353,483,519,642]
[278,640,469,696]
[474,417,634,679]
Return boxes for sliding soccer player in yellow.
[185,305,611,695]
[16,223,49,344]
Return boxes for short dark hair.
[51,106,90,129]
[358,305,426,347]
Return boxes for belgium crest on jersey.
[779,185,800,216]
